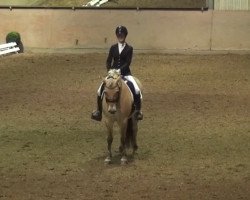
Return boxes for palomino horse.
[102,69,142,165]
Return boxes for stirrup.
[91,110,102,121]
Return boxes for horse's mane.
[107,69,121,80]
[104,69,121,89]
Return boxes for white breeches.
[125,75,143,100]
[124,75,140,95]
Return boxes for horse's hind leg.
[104,120,114,164]
[132,119,138,156]
[132,138,138,156]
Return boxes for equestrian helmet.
[115,25,128,37]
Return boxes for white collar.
[118,42,126,54]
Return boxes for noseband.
[104,79,121,103]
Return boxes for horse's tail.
[125,117,135,149]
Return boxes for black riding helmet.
[115,25,128,37]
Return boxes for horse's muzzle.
[109,110,116,114]
[108,105,117,114]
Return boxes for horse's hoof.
[104,157,111,164]
[121,157,128,165]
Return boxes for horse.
[102,69,142,165]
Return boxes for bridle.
[104,78,121,104]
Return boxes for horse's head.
[107,69,121,79]
[103,72,122,114]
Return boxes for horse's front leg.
[119,120,128,165]
[104,119,114,164]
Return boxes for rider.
[91,25,143,121]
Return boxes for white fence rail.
[0,42,20,56]
[84,0,108,7]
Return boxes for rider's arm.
[106,46,113,71]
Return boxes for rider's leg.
[133,91,143,120]
[91,83,104,121]
[124,76,143,120]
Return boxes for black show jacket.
[106,43,133,76]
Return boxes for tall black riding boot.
[134,93,143,121]
[91,95,102,121]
